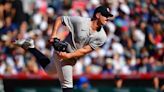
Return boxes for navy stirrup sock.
[62,88,73,92]
[28,48,50,68]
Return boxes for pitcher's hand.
[48,38,54,44]
[57,52,72,60]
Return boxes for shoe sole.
[22,42,31,49]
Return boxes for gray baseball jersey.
[62,16,107,53]
[45,16,107,88]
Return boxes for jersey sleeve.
[61,16,73,32]
[61,16,82,33]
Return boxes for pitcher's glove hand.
[52,38,68,52]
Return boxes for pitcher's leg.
[60,64,73,88]
[56,62,74,92]
[49,52,74,92]
[62,88,73,92]
[53,58,74,87]
[28,48,50,68]
[14,39,50,68]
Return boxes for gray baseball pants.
[45,51,76,88]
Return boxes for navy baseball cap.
[94,6,113,17]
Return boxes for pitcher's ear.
[95,13,101,18]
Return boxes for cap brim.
[101,12,113,17]
[107,13,113,17]
[102,13,113,17]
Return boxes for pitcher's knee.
[61,81,73,88]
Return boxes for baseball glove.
[52,38,68,52]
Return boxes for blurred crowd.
[0,0,163,77]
